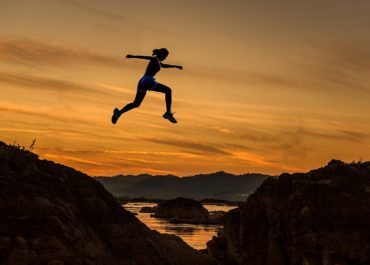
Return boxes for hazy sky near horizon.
[1,0,370,176]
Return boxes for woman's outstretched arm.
[160,63,183,69]
[126,54,154,60]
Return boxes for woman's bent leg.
[151,83,177,123]
[151,83,172,113]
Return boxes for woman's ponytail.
[152,49,160,56]
[152,48,169,57]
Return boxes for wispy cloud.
[187,40,370,96]
[0,71,126,110]
[240,129,279,143]
[38,147,195,176]
[60,0,177,35]
[0,37,124,67]
[0,103,91,125]
[61,0,123,20]
[316,42,370,72]
[187,65,296,89]
[298,127,369,143]
[212,126,235,135]
[0,71,101,95]
[224,143,258,152]
[142,137,231,156]
[303,41,370,94]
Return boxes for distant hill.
[95,171,270,201]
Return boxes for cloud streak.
[142,137,231,156]
[0,71,101,95]
[61,0,178,35]
[0,37,124,67]
[187,65,297,89]
[302,41,370,94]
[38,147,196,176]
[0,104,91,125]
[186,40,370,96]
[0,71,127,109]
[298,127,369,143]
[61,0,123,20]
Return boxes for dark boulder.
[140,206,157,213]
[154,197,209,220]
[207,160,370,265]
[153,198,226,225]
[0,142,211,265]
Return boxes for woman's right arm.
[126,54,154,60]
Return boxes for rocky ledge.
[206,160,370,265]
[0,142,211,265]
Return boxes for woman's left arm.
[161,63,183,70]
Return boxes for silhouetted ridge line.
[96,171,270,201]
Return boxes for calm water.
[123,202,237,250]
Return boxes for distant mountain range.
[95,171,271,201]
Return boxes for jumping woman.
[111,48,182,124]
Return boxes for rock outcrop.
[207,160,370,265]
[153,197,225,225]
[154,197,209,221]
[0,142,211,265]
[140,206,157,213]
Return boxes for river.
[123,202,237,250]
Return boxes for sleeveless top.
[144,56,161,76]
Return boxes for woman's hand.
[126,54,133,59]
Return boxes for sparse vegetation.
[0,140,38,160]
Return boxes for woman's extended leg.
[112,91,146,124]
[119,91,146,114]
[151,83,177,123]
[151,83,172,113]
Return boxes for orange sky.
[1,0,370,176]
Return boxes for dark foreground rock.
[207,160,370,265]
[0,142,211,265]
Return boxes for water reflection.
[123,202,237,250]
[164,223,196,234]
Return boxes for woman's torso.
[144,57,161,76]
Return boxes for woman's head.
[152,48,169,61]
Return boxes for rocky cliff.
[0,142,211,265]
[207,160,370,265]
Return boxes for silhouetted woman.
[111,48,182,124]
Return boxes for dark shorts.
[137,75,158,92]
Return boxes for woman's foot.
[163,112,177,123]
[111,108,121,124]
